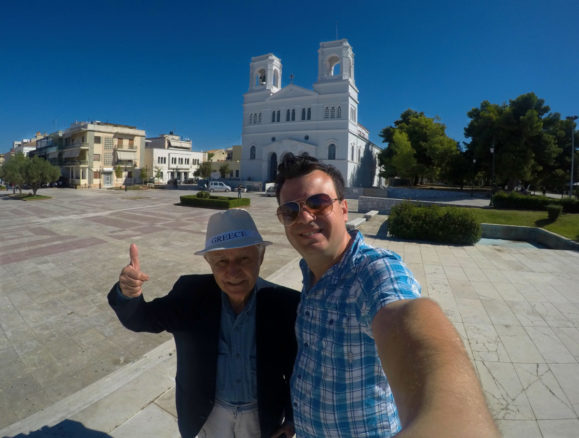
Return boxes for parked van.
[208,181,231,192]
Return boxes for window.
[276,110,280,122]
[250,114,254,124]
[272,111,276,123]
[129,138,134,147]
[304,135,309,140]
[94,136,101,144]
[271,137,276,142]
[337,106,341,118]
[258,113,262,123]
[291,109,295,121]
[330,107,336,118]
[301,108,306,120]
[250,146,256,160]
[104,138,113,150]
[118,138,124,148]
[286,109,290,121]
[307,108,311,120]
[328,144,336,160]
[93,154,101,161]
[324,107,329,119]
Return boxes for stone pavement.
[1,188,579,437]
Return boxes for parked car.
[208,181,231,192]
[264,185,276,197]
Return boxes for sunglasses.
[277,193,340,226]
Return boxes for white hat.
[195,209,272,255]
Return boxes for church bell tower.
[248,53,282,94]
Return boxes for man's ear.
[341,199,348,221]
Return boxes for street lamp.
[567,115,578,197]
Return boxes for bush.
[492,190,578,213]
[196,191,211,198]
[180,194,250,209]
[388,202,481,245]
[546,204,563,221]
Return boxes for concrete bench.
[346,217,366,230]
[364,210,379,220]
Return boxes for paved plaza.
[1,187,578,437]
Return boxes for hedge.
[180,194,250,209]
[388,202,481,245]
[492,191,579,213]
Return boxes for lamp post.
[567,115,578,197]
[489,144,496,206]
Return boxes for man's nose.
[294,204,316,224]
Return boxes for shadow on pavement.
[5,420,111,438]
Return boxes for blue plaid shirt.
[291,231,421,437]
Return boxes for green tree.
[379,109,459,184]
[389,131,417,180]
[464,92,560,191]
[0,153,27,194]
[22,156,61,195]
[219,163,230,178]
[198,162,212,178]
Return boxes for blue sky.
[1,0,577,154]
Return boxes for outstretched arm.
[372,298,499,438]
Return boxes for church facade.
[241,39,383,188]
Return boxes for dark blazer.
[108,275,300,438]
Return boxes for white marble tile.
[507,301,549,327]
[494,324,544,363]
[524,326,575,364]
[455,298,492,325]
[549,363,579,416]
[496,282,526,302]
[554,327,579,360]
[110,403,180,438]
[482,299,520,326]
[476,361,534,420]
[514,363,575,420]
[537,419,579,438]
[472,281,502,300]
[463,266,488,282]
[496,419,542,438]
[553,302,579,327]
[465,323,511,362]
[531,302,574,329]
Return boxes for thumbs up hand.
[119,243,150,298]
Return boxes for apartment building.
[144,133,204,183]
[206,145,242,179]
[34,121,146,188]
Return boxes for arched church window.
[328,55,341,76]
[286,109,290,121]
[273,69,280,87]
[330,107,336,118]
[337,106,341,118]
[291,109,295,121]
[307,108,311,120]
[258,113,262,123]
[276,110,280,122]
[324,107,329,119]
[249,114,253,124]
[301,108,306,120]
[250,146,256,160]
[328,144,336,160]
[272,111,276,123]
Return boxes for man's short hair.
[274,153,345,202]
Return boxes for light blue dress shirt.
[215,288,258,405]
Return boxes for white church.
[241,39,383,188]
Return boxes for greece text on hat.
[195,209,272,255]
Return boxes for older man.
[274,153,499,438]
[108,209,300,438]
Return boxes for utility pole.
[567,116,578,197]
